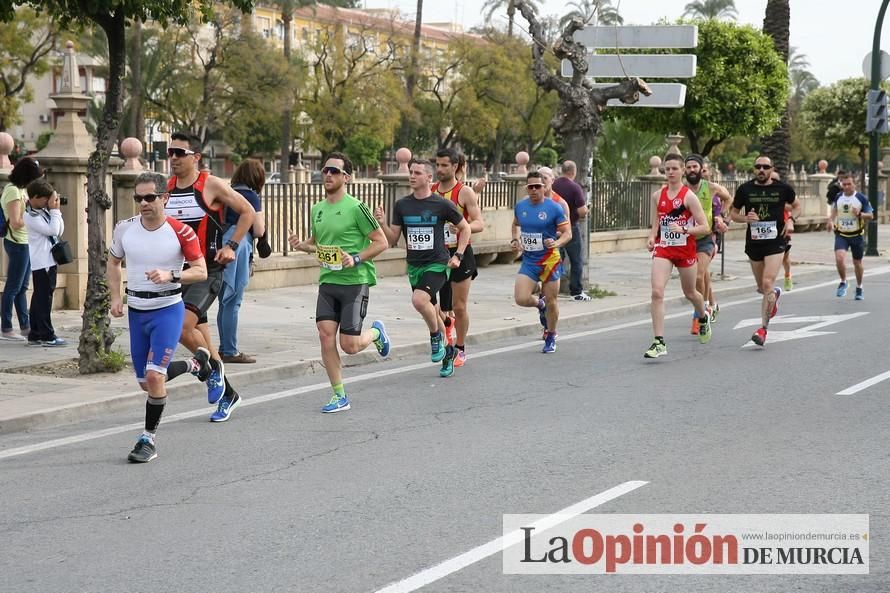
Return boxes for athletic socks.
[370,327,380,342]
[332,382,346,396]
[145,396,166,433]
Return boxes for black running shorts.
[315,283,370,336]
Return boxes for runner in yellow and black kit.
[432,148,484,372]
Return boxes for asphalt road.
[2,270,888,593]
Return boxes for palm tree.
[760,0,791,177]
[682,0,738,20]
[788,47,818,108]
[482,0,541,37]
[559,0,623,29]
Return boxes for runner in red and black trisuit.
[162,131,256,422]
[432,148,484,373]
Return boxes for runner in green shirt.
[289,152,390,413]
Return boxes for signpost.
[866,1,890,256]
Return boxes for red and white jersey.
[109,215,202,310]
[656,185,695,253]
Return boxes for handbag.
[256,230,272,259]
[50,236,73,266]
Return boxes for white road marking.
[732,312,870,347]
[370,480,648,593]
[4,266,890,461]
[837,370,890,395]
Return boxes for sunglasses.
[167,147,196,158]
[526,183,543,189]
[322,166,346,176]
[133,193,164,203]
[754,164,772,170]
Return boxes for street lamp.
[296,112,312,173]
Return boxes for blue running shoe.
[372,320,390,357]
[430,332,446,362]
[322,393,351,413]
[538,296,547,330]
[210,391,241,422]
[207,358,225,404]
[542,331,557,353]
[439,345,455,377]
[855,287,864,300]
[836,281,847,297]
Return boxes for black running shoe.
[193,347,212,382]
[127,436,157,463]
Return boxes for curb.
[0,267,837,435]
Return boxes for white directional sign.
[862,50,890,80]
[561,55,697,78]
[734,313,869,347]
[588,82,686,108]
[573,25,698,49]
[565,24,698,109]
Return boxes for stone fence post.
[112,138,146,224]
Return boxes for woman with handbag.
[23,179,66,346]
[216,158,265,363]
[0,156,42,341]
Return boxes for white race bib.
[443,224,458,247]
[406,226,434,250]
[750,220,778,240]
[659,224,687,247]
[520,232,544,252]
[837,216,858,232]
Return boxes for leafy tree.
[760,0,791,176]
[0,0,254,374]
[799,78,884,159]
[344,131,385,168]
[682,0,737,20]
[300,22,404,154]
[145,7,297,155]
[787,47,819,167]
[0,6,57,130]
[594,119,666,181]
[618,19,787,158]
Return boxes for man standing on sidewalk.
[552,160,590,301]
[644,154,712,359]
[375,158,471,376]
[432,148,484,368]
[511,170,572,354]
[165,131,256,421]
[683,154,731,334]
[108,171,210,463]
[288,152,391,413]
[827,172,873,300]
[728,156,801,347]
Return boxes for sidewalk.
[0,226,880,434]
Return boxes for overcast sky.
[362,0,887,86]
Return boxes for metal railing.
[588,180,654,231]
[261,181,398,255]
[477,179,521,210]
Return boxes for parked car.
[267,172,281,184]
[311,170,323,183]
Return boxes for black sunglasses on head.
[167,147,196,158]
[133,193,164,203]
[322,166,346,176]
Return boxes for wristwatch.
[454,252,464,261]
[225,239,239,251]
[171,269,182,282]
[352,253,362,266]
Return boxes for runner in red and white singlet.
[644,154,713,359]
